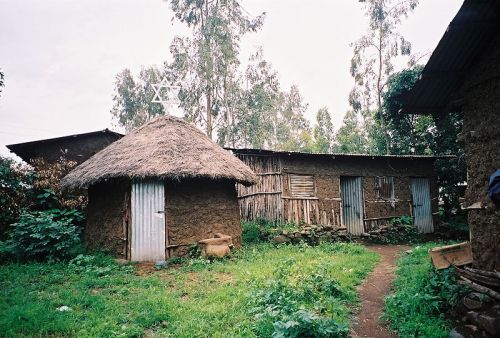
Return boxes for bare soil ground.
[350,244,410,338]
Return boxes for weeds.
[0,242,378,337]
[384,243,468,337]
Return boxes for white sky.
[0,0,463,157]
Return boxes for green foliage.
[0,243,378,337]
[111,67,165,132]
[333,110,366,153]
[384,243,469,337]
[391,215,413,226]
[249,258,356,337]
[381,66,435,155]
[0,210,82,262]
[0,156,34,237]
[69,254,133,276]
[34,188,59,209]
[382,67,466,213]
[242,219,297,244]
[313,107,335,153]
[350,0,419,154]
[167,0,265,139]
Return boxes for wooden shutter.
[375,176,394,200]
[289,174,316,198]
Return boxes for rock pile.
[273,224,353,245]
[451,292,500,337]
[273,223,420,245]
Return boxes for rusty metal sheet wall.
[131,180,166,261]
[341,176,364,235]
[410,177,434,233]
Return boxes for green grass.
[0,242,378,337]
[384,242,466,338]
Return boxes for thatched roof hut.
[62,116,256,188]
[62,116,256,261]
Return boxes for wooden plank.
[238,191,282,199]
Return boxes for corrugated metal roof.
[226,148,454,160]
[6,129,124,150]
[402,0,500,114]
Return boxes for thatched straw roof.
[61,116,257,188]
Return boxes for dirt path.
[350,244,410,338]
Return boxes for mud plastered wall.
[86,180,129,257]
[461,33,500,271]
[165,179,241,256]
[280,156,437,227]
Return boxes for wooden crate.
[429,242,473,270]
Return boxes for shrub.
[30,157,87,210]
[0,210,82,262]
[384,243,469,337]
[0,156,33,238]
[250,259,349,337]
[242,219,297,244]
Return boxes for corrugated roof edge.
[225,148,456,160]
[6,129,124,150]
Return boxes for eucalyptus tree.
[313,107,335,153]
[111,67,165,132]
[334,110,366,154]
[167,0,265,140]
[350,0,419,154]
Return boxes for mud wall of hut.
[86,180,130,258]
[236,153,438,232]
[165,179,242,256]
[461,32,500,271]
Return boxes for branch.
[458,276,500,302]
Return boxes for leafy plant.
[249,259,349,337]
[0,210,82,262]
[384,243,469,337]
[0,156,33,238]
[242,219,298,244]
[391,215,413,226]
[69,254,132,275]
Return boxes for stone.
[466,311,480,324]
[463,325,478,333]
[274,235,290,244]
[449,328,465,338]
[477,314,500,336]
[463,294,485,310]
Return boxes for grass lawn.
[384,242,465,338]
[0,242,378,337]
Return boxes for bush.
[384,243,468,337]
[0,210,82,262]
[0,156,33,238]
[242,219,297,244]
[250,259,349,337]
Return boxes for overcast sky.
[0,0,462,158]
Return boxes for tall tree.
[276,85,312,152]
[225,49,280,148]
[334,110,366,153]
[350,0,419,154]
[111,67,165,132]
[313,107,334,153]
[382,66,466,214]
[167,0,264,140]
[382,66,435,154]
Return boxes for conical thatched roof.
[61,116,257,188]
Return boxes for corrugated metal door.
[130,180,166,261]
[341,177,364,235]
[410,178,434,233]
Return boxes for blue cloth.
[488,169,500,207]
